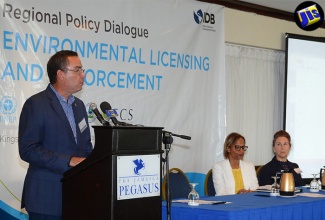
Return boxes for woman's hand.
[237,189,252,194]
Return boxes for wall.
[222,8,325,169]
[225,8,325,50]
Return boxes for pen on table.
[212,201,227,205]
[254,194,271,197]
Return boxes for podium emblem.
[117,154,160,200]
[133,159,145,175]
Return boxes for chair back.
[162,168,191,200]
[256,165,263,176]
[204,169,216,196]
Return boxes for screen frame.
[284,33,325,180]
[284,33,325,129]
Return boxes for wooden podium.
[62,126,163,220]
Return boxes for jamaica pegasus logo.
[117,155,160,200]
[133,159,145,176]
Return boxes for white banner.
[0,0,225,217]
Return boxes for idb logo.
[294,1,324,31]
[193,9,215,25]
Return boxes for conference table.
[162,189,325,220]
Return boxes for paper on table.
[297,193,325,198]
[257,185,302,193]
[173,199,228,205]
[257,185,272,191]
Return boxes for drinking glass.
[188,183,200,206]
[270,176,280,196]
[310,174,319,192]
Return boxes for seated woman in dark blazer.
[258,130,304,186]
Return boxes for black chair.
[204,169,216,196]
[162,168,191,200]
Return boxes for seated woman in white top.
[212,132,259,195]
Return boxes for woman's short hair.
[272,130,291,147]
[223,132,245,159]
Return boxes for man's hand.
[69,157,86,167]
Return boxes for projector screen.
[285,33,325,179]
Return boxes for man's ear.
[57,69,65,81]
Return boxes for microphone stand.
[162,131,191,220]
[163,132,173,220]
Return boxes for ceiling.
[239,0,325,13]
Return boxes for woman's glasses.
[234,145,248,151]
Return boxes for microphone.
[100,101,132,126]
[162,131,191,140]
[89,103,110,126]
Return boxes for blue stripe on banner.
[0,200,28,220]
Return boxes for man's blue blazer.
[18,85,93,216]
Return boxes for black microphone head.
[100,101,119,125]
[100,101,133,126]
[89,102,109,126]
[100,101,112,113]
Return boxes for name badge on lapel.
[79,118,87,133]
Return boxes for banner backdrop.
[0,0,225,217]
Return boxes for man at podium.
[18,50,93,220]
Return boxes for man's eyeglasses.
[64,68,85,74]
[234,145,248,151]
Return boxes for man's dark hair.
[47,50,78,84]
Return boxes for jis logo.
[294,1,324,31]
[297,4,321,28]
[133,159,145,175]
